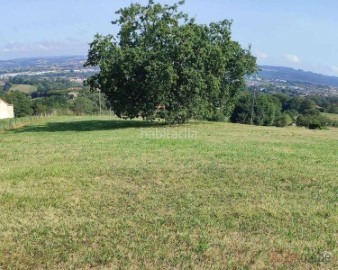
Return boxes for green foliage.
[254,94,278,126]
[79,90,109,113]
[285,96,302,112]
[329,120,338,127]
[296,115,310,127]
[296,107,330,129]
[32,100,49,115]
[3,81,12,92]
[32,96,70,116]
[1,90,33,117]
[283,109,298,120]
[272,92,290,111]
[296,114,330,129]
[230,92,280,126]
[299,98,316,114]
[275,112,293,127]
[303,108,320,116]
[230,92,253,124]
[85,0,257,124]
[326,104,338,114]
[207,110,228,122]
[9,76,80,93]
[308,121,322,130]
[308,95,336,111]
[71,96,95,115]
[231,91,337,130]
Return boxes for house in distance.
[0,98,14,119]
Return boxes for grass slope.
[323,112,338,121]
[0,116,337,269]
[9,84,37,94]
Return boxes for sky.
[1,0,338,76]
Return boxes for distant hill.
[257,65,338,87]
[2,57,338,88]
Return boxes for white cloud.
[1,42,32,53]
[254,50,268,60]
[285,54,301,64]
[331,66,338,75]
[36,41,69,51]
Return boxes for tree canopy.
[230,92,279,126]
[85,0,257,123]
[2,91,33,117]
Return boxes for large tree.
[85,0,257,123]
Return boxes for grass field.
[323,112,338,121]
[0,116,337,269]
[9,84,37,94]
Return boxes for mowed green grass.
[9,84,37,94]
[0,116,337,269]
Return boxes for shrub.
[231,93,280,126]
[72,97,95,115]
[309,121,322,130]
[303,108,320,116]
[275,113,293,127]
[296,115,310,127]
[296,114,330,129]
[208,111,228,122]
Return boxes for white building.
[0,98,14,119]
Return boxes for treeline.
[1,75,337,130]
[0,75,110,117]
[230,92,338,129]
[4,76,81,93]
[307,95,338,113]
[0,90,109,117]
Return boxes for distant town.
[0,56,98,83]
[1,56,338,97]
[247,77,338,97]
